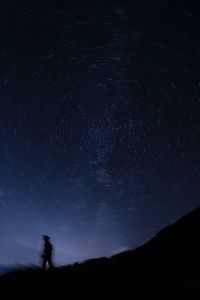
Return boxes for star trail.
[0,0,200,266]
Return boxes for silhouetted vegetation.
[0,208,199,299]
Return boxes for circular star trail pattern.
[0,0,200,265]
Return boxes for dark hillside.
[0,208,199,299]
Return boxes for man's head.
[43,235,50,242]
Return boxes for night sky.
[0,0,200,266]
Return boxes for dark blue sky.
[0,0,200,266]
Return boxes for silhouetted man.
[42,235,53,270]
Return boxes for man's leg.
[48,256,53,269]
[42,257,47,270]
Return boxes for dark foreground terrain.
[0,207,200,299]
